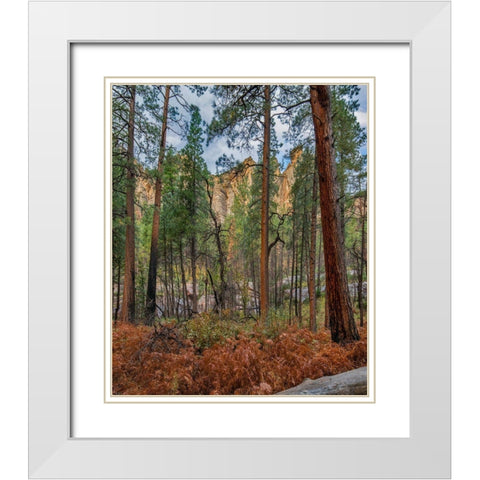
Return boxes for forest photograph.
[110,83,369,396]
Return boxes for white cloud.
[355,110,368,129]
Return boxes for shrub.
[112,321,368,396]
[181,312,255,351]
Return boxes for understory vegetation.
[112,83,368,395]
[112,315,367,395]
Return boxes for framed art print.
[29,0,450,478]
[71,46,409,439]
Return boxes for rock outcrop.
[211,157,256,223]
[275,367,367,395]
[134,150,301,223]
[211,150,300,222]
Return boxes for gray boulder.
[276,367,367,395]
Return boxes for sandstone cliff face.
[275,148,302,214]
[211,150,300,222]
[211,157,256,223]
[134,171,155,219]
[134,150,301,222]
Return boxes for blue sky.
[167,85,367,172]
[355,85,368,157]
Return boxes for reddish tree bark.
[120,85,136,324]
[310,85,359,344]
[145,85,170,324]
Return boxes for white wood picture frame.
[29,0,451,477]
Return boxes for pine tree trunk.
[220,256,227,313]
[317,225,323,315]
[179,240,188,320]
[339,185,346,248]
[259,85,271,324]
[317,229,322,289]
[310,85,359,344]
[251,258,258,313]
[114,263,121,323]
[168,241,176,319]
[324,286,330,329]
[279,244,285,306]
[204,271,208,313]
[273,246,277,307]
[214,224,226,312]
[294,235,299,318]
[308,170,318,332]
[191,236,198,314]
[206,269,219,313]
[145,85,170,324]
[120,85,136,324]
[359,198,367,327]
[205,181,226,313]
[162,228,170,317]
[204,256,209,312]
[298,212,305,325]
[191,154,198,314]
[289,225,295,323]
[174,251,182,321]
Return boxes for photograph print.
[110,83,369,396]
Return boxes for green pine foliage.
[111,83,368,394]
